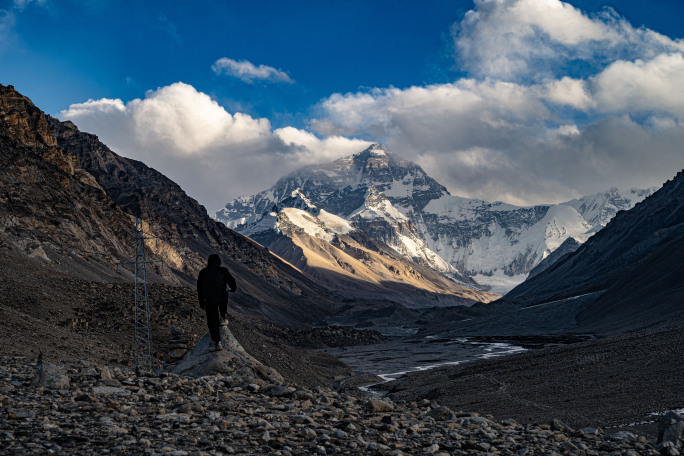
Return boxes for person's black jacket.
[197,264,237,308]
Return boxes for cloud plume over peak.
[59,82,366,212]
[212,57,294,84]
[309,0,684,205]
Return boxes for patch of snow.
[472,270,528,295]
[241,212,278,237]
[317,210,354,235]
[350,189,408,222]
[281,208,334,242]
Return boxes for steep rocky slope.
[0,84,136,282]
[253,208,497,308]
[504,170,684,333]
[46,108,344,326]
[0,83,346,327]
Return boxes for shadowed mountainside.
[503,170,684,333]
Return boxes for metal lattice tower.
[117,217,162,375]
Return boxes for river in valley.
[324,333,529,383]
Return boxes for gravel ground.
[2,355,678,456]
[384,324,684,439]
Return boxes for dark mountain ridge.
[503,170,684,333]
[0,84,135,281]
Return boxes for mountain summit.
[217,145,656,293]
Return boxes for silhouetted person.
[197,254,237,351]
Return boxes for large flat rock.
[171,326,283,385]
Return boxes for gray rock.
[365,397,395,413]
[30,363,70,389]
[292,414,316,425]
[168,348,189,359]
[427,405,456,421]
[611,431,637,441]
[170,326,283,385]
[659,412,684,448]
[92,386,131,396]
[455,416,495,428]
[262,385,295,398]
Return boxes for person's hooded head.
[207,254,221,267]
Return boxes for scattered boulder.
[455,415,496,429]
[29,363,70,389]
[365,397,395,413]
[658,412,684,449]
[332,373,384,392]
[427,405,456,421]
[170,326,283,385]
[166,326,190,363]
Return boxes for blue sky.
[2,0,684,212]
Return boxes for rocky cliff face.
[243,202,498,307]
[217,144,655,293]
[0,84,134,280]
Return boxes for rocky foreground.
[3,356,683,456]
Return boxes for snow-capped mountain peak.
[366,143,389,156]
[561,187,658,228]
[217,144,659,293]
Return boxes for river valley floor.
[381,323,684,439]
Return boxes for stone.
[293,414,316,425]
[659,412,684,448]
[171,326,284,385]
[92,386,131,396]
[365,398,395,413]
[263,385,296,398]
[100,366,113,380]
[168,349,189,359]
[611,431,637,441]
[550,418,573,433]
[332,429,347,439]
[427,405,456,421]
[30,363,70,389]
[455,416,495,429]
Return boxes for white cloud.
[60,82,367,212]
[58,0,684,212]
[542,76,594,110]
[454,0,684,81]
[303,0,684,205]
[275,126,372,165]
[212,57,294,84]
[310,66,684,205]
[592,53,684,120]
